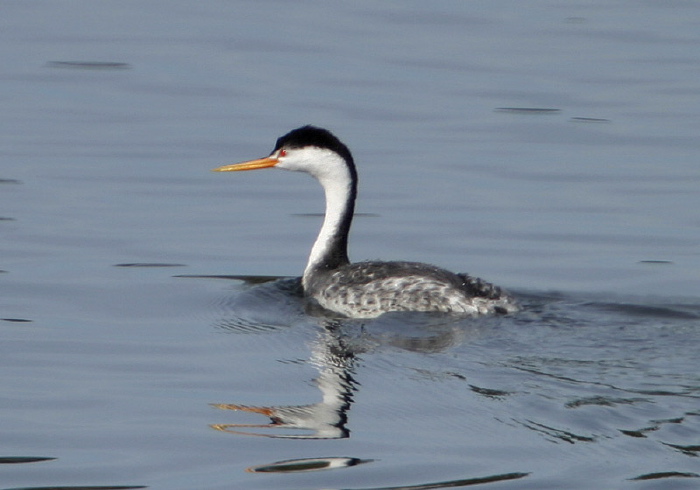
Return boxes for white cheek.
[275,148,346,179]
[275,156,307,173]
[274,159,295,172]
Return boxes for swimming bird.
[213,126,517,318]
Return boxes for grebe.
[213,126,517,319]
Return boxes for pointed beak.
[212,156,279,172]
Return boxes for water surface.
[2,1,699,489]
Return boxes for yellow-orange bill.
[212,156,278,172]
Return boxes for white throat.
[304,172,352,279]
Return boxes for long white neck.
[303,176,354,285]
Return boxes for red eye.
[278,149,287,157]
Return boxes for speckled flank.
[305,261,518,319]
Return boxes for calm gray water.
[2,1,700,489]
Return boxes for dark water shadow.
[0,457,55,464]
[1,487,146,490]
[46,61,131,70]
[114,263,186,268]
[337,471,529,489]
[0,457,146,490]
[581,300,700,320]
[629,471,699,481]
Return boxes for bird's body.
[214,126,517,319]
[306,260,513,318]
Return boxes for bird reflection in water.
[211,321,358,439]
[211,306,473,440]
